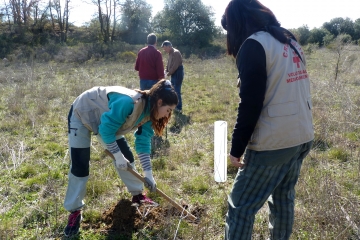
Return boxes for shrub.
[338,34,352,44]
[303,43,319,55]
[117,51,137,62]
[323,34,335,46]
[54,45,90,63]
[43,41,61,56]
[39,52,51,62]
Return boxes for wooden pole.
[104,150,197,221]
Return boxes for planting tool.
[104,149,197,221]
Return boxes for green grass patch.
[181,175,210,194]
[345,131,359,141]
[328,147,350,162]
[1,47,360,239]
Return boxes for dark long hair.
[221,0,298,57]
[135,80,178,136]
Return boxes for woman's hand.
[230,154,245,168]
[144,170,156,192]
[113,151,129,170]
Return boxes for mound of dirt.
[86,199,206,238]
[100,199,164,237]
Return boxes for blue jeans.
[140,79,158,90]
[225,141,313,240]
[171,65,184,111]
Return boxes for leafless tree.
[49,0,71,42]
[1,1,12,26]
[7,0,41,25]
[91,0,120,43]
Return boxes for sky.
[71,0,360,30]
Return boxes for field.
[0,43,360,239]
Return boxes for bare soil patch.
[83,199,206,238]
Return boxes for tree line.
[0,0,359,61]
[0,0,221,60]
[291,17,360,46]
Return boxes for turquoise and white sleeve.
[99,93,134,153]
[135,121,154,171]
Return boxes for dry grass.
[0,45,360,239]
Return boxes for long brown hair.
[221,0,297,57]
[135,79,178,136]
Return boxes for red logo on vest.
[293,51,301,68]
[283,44,289,58]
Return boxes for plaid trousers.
[225,141,313,240]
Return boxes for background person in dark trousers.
[222,0,314,239]
[135,33,165,90]
[161,40,184,113]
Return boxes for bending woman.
[64,79,178,237]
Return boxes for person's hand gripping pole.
[106,141,129,171]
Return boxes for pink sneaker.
[64,210,82,237]
[131,194,158,206]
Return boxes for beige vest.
[246,31,314,151]
[72,86,150,135]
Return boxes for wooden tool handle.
[104,150,197,221]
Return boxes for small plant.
[84,209,102,224]
[345,131,359,141]
[328,147,349,162]
[152,156,167,170]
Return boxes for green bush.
[0,34,14,58]
[44,41,61,55]
[180,44,226,59]
[323,34,335,46]
[304,43,319,55]
[117,51,137,62]
[338,34,352,44]
[39,52,51,62]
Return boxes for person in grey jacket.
[64,79,178,237]
[162,40,184,113]
[222,0,314,239]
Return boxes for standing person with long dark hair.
[221,0,314,239]
[64,79,178,237]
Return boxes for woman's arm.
[99,93,134,144]
[230,39,267,158]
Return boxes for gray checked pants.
[225,141,313,240]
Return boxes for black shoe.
[64,210,82,237]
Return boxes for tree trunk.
[97,0,105,41]
[111,0,116,43]
[49,1,56,32]
[64,0,70,42]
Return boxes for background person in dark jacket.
[222,0,314,239]
[135,33,165,90]
[161,40,184,113]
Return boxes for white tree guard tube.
[214,121,227,182]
